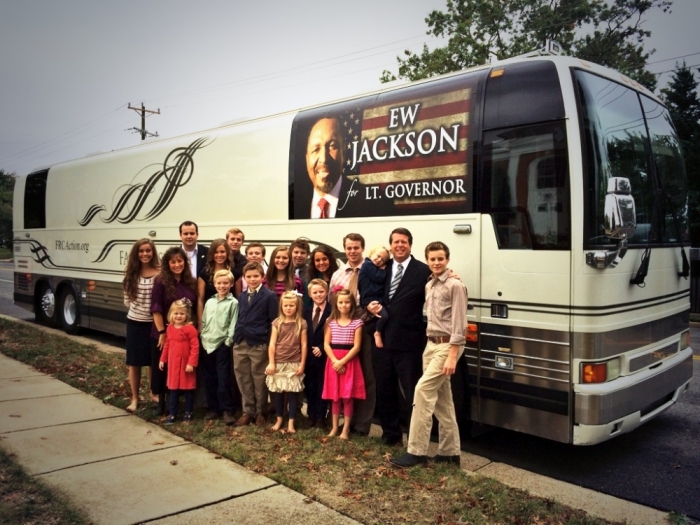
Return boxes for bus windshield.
[576,70,688,247]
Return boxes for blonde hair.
[307,278,328,293]
[167,299,193,325]
[368,245,390,262]
[277,291,304,336]
[213,268,234,284]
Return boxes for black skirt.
[125,319,152,367]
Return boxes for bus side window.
[24,170,48,229]
[482,123,570,250]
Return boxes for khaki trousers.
[407,341,464,457]
[233,341,268,416]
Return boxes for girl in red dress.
[322,289,365,439]
[159,299,199,424]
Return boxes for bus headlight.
[582,358,621,384]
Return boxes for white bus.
[13,55,693,445]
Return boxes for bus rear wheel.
[35,284,56,327]
[58,288,80,335]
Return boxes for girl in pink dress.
[322,289,365,439]
[159,299,199,424]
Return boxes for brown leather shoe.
[223,411,236,426]
[255,414,266,426]
[235,413,254,426]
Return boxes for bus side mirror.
[586,177,635,269]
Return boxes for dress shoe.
[235,413,254,426]
[433,455,461,466]
[382,436,403,446]
[223,411,236,426]
[390,452,427,469]
[255,414,267,427]
[204,411,221,421]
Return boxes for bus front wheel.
[35,284,56,327]
[58,288,80,335]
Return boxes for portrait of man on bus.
[306,117,344,219]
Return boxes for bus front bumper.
[572,348,693,445]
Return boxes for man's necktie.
[348,267,359,297]
[388,263,403,300]
[312,306,321,331]
[318,198,328,219]
[248,290,256,305]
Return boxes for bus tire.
[35,283,56,327]
[58,287,80,335]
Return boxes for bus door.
[473,61,573,442]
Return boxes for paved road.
[465,326,700,520]
[1,260,697,519]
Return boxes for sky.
[1,0,698,177]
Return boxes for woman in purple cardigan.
[150,247,198,415]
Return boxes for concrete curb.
[0,314,676,525]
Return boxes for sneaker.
[433,455,460,466]
[223,411,236,426]
[183,412,193,422]
[389,452,427,469]
[255,414,266,427]
[164,415,176,425]
[235,413,254,426]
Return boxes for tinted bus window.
[482,122,570,249]
[24,170,48,229]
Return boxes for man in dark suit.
[179,220,208,278]
[303,278,332,427]
[368,227,431,445]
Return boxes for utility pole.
[127,103,160,140]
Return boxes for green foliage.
[380,0,671,91]
[661,63,700,246]
[0,169,15,250]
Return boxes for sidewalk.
[0,352,358,525]
[0,316,673,525]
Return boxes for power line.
[1,103,126,164]
[646,51,700,66]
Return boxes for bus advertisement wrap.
[289,75,477,219]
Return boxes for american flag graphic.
[338,86,471,210]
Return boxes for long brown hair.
[203,239,231,284]
[159,247,197,298]
[329,289,357,321]
[265,246,295,292]
[303,244,339,284]
[122,239,160,302]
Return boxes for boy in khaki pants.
[390,241,467,468]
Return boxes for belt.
[428,335,451,344]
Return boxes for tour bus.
[13,53,693,445]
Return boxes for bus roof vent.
[503,40,564,61]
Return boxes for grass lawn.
[0,447,91,525]
[0,246,12,259]
[0,319,623,525]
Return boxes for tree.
[661,63,700,246]
[380,0,671,91]
[0,169,15,250]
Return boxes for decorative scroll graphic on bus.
[16,238,121,275]
[289,76,476,219]
[78,137,210,227]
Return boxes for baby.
[358,245,391,348]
